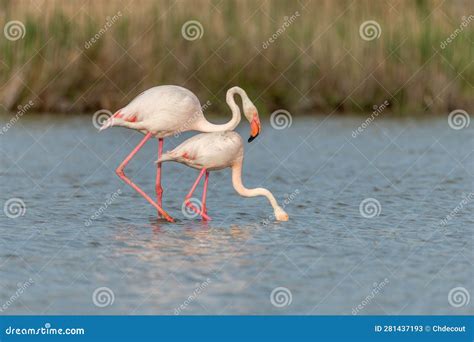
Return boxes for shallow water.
[0,114,472,315]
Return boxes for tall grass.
[0,0,472,115]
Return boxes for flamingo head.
[245,105,261,143]
[274,206,289,221]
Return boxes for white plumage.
[100,85,260,140]
[118,85,204,136]
[158,131,243,170]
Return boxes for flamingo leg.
[201,171,210,220]
[116,133,174,222]
[155,138,164,217]
[184,168,211,221]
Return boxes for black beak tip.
[248,134,259,143]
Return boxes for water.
[0,115,472,315]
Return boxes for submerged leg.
[201,171,210,220]
[184,168,211,221]
[155,138,164,216]
[116,133,174,222]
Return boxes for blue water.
[0,114,472,315]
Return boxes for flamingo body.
[158,131,289,221]
[159,131,243,170]
[116,85,205,137]
[101,85,261,140]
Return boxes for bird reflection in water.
[111,219,254,263]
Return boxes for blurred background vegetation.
[0,0,472,116]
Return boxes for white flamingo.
[100,85,261,222]
[156,131,289,222]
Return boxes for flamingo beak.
[248,115,261,143]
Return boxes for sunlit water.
[0,114,472,315]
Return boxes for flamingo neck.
[197,87,250,132]
[231,159,282,213]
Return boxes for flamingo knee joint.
[116,167,125,178]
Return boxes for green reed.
[0,0,472,115]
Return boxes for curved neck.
[198,87,249,132]
[231,158,282,212]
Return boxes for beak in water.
[248,115,261,143]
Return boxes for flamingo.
[99,85,261,222]
[156,131,289,222]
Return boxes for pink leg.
[155,138,164,217]
[201,171,210,220]
[116,133,174,223]
[184,169,211,221]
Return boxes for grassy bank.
[0,0,472,115]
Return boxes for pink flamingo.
[100,85,261,222]
[156,131,289,222]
